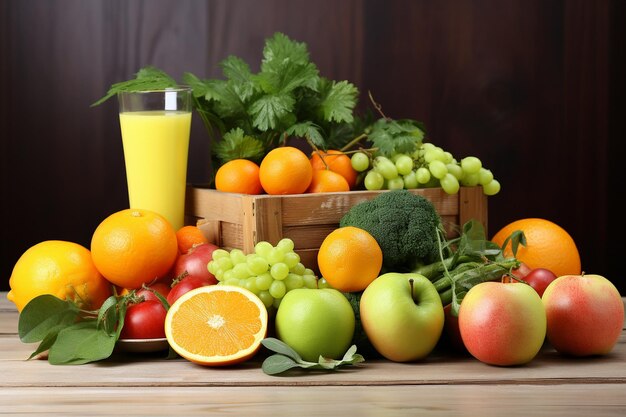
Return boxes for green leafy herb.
[184,32,360,165]
[261,337,364,375]
[91,66,178,107]
[367,118,425,157]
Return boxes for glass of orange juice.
[118,87,192,231]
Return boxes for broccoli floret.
[339,190,443,271]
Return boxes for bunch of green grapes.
[350,143,501,196]
[207,238,318,311]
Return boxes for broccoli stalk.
[339,190,446,272]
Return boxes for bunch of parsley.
[182,32,360,167]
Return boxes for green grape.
[214,268,225,282]
[232,262,251,279]
[303,274,318,289]
[247,255,269,275]
[255,272,273,291]
[461,172,479,186]
[272,297,282,309]
[424,147,446,163]
[428,160,448,179]
[207,260,218,275]
[284,273,304,291]
[303,268,315,276]
[245,277,260,295]
[277,238,295,253]
[211,249,230,260]
[270,262,289,280]
[269,280,287,299]
[229,249,247,265]
[290,262,306,275]
[477,168,494,185]
[386,177,404,190]
[461,156,482,175]
[254,241,273,258]
[483,179,501,196]
[394,154,414,176]
[224,277,240,286]
[351,152,370,172]
[403,171,418,189]
[222,269,235,282]
[416,167,431,184]
[267,247,285,265]
[283,251,300,269]
[215,256,234,272]
[440,173,460,194]
[317,277,332,289]
[364,170,384,190]
[374,156,399,180]
[443,151,454,164]
[258,291,274,308]
[446,163,464,180]
[421,142,436,153]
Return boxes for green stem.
[340,133,368,152]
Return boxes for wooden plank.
[245,195,284,249]
[1,384,626,416]
[459,186,489,234]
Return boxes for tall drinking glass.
[118,87,192,231]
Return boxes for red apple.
[459,281,546,366]
[522,268,558,297]
[542,274,624,356]
[171,242,219,285]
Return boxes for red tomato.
[136,282,170,303]
[523,268,558,297]
[120,300,167,340]
[167,275,213,305]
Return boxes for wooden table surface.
[1,292,625,416]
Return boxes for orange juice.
[119,110,191,230]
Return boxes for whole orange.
[310,150,357,189]
[317,226,383,292]
[215,159,263,194]
[176,225,209,254]
[491,218,581,277]
[259,146,313,195]
[306,169,350,193]
[91,209,178,289]
[7,240,112,312]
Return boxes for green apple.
[359,272,444,362]
[459,281,546,366]
[275,288,355,362]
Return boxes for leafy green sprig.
[91,66,178,107]
[261,338,364,375]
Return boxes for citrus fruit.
[91,209,178,289]
[310,150,357,189]
[165,285,268,366]
[317,226,383,292]
[7,240,112,312]
[491,218,581,277]
[259,146,313,195]
[214,159,263,194]
[275,288,355,362]
[306,169,350,193]
[175,225,209,254]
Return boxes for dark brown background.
[1,0,624,293]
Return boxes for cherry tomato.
[135,282,170,303]
[167,275,213,305]
[523,268,558,297]
[120,300,167,340]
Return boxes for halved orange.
[165,285,268,366]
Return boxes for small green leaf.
[250,94,295,131]
[261,354,302,375]
[261,337,303,362]
[91,66,177,106]
[18,295,79,343]
[48,321,116,365]
[318,79,358,123]
[285,122,325,147]
[213,127,265,164]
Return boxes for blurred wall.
[1,0,624,292]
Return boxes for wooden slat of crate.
[188,187,488,258]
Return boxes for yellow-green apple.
[275,288,355,362]
[542,274,624,356]
[359,272,444,362]
[458,281,546,366]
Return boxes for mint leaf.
[261,355,302,375]
[250,94,295,131]
[213,127,265,163]
[261,337,303,362]
[318,79,358,123]
[48,321,117,365]
[18,295,79,343]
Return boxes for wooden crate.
[185,186,488,272]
